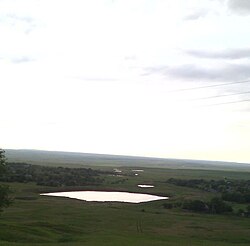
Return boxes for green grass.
[6,149,250,171]
[1,166,250,245]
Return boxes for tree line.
[163,197,233,214]
[165,177,250,217]
[166,178,250,203]
[0,162,105,187]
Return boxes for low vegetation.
[1,154,250,245]
[0,184,12,212]
[163,197,233,214]
[0,149,12,213]
[165,177,250,217]
[0,162,106,187]
[166,178,250,202]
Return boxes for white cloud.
[0,0,249,163]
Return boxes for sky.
[1,0,250,163]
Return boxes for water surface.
[138,185,154,188]
[41,191,168,203]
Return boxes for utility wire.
[188,91,250,101]
[203,99,250,107]
[169,79,250,107]
[168,79,250,93]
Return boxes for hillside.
[5,149,250,171]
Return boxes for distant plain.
[1,149,250,245]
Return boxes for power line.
[189,91,250,101]
[168,79,250,93]
[204,99,250,107]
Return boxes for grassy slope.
[5,149,250,171]
[1,166,250,246]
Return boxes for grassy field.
[1,164,250,246]
[5,149,250,171]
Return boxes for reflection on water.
[41,191,168,203]
[138,185,154,188]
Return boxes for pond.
[138,185,155,188]
[40,191,168,203]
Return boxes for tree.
[0,149,12,212]
[209,197,232,214]
[0,149,6,173]
[182,200,208,212]
[0,185,12,212]
[246,205,250,213]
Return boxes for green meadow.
[1,160,250,246]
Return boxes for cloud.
[183,9,209,21]
[185,48,250,59]
[124,55,137,61]
[11,56,35,64]
[6,14,34,23]
[0,14,38,34]
[144,63,250,82]
[0,14,34,25]
[68,76,119,82]
[0,54,35,63]
[228,0,250,15]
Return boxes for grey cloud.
[68,76,119,82]
[11,56,35,63]
[0,14,38,34]
[6,14,34,23]
[183,9,209,21]
[144,63,250,82]
[0,55,35,63]
[228,0,250,15]
[183,1,226,21]
[239,105,250,112]
[185,48,250,59]
[124,55,137,61]
[0,14,35,24]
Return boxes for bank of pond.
[41,190,168,203]
[1,162,250,217]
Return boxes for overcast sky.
[1,0,250,163]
